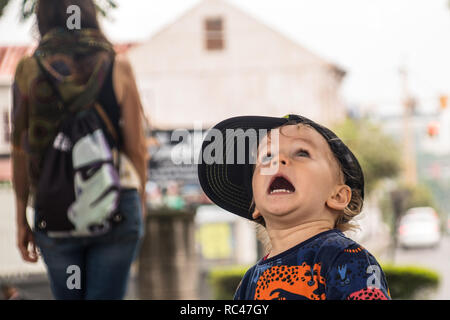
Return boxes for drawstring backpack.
[33,52,122,238]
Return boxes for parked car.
[397,207,441,249]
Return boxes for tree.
[402,183,437,211]
[0,0,117,21]
[0,0,9,18]
[332,118,402,195]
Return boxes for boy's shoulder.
[288,229,364,260]
[311,229,380,268]
[313,229,364,255]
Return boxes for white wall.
[128,0,345,130]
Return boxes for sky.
[0,0,449,115]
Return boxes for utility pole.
[387,66,417,262]
[399,65,418,186]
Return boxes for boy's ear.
[252,207,262,220]
[326,184,352,211]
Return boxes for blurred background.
[0,0,449,300]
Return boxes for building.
[0,46,35,156]
[0,46,35,181]
[127,0,347,130]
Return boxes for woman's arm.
[11,59,38,262]
[12,148,37,262]
[113,54,148,214]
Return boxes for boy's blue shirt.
[234,229,391,300]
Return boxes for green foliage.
[0,180,11,188]
[0,0,118,20]
[401,183,438,211]
[382,264,440,300]
[20,0,36,21]
[208,265,250,300]
[0,0,9,17]
[379,182,439,229]
[208,264,440,300]
[421,178,450,223]
[94,0,117,18]
[332,118,402,194]
[378,184,395,226]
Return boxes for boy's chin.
[261,205,298,218]
[259,195,300,212]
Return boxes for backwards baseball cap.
[197,114,365,220]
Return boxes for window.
[204,17,225,51]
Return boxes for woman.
[11,0,148,299]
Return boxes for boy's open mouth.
[268,175,295,195]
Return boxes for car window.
[401,214,436,224]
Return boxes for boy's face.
[252,124,350,228]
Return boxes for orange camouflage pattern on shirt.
[254,262,326,300]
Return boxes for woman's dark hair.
[36,0,100,37]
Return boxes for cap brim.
[197,116,288,219]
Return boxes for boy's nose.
[273,153,288,166]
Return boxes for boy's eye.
[296,149,310,157]
[260,152,273,164]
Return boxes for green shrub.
[383,264,440,299]
[208,264,440,300]
[0,180,11,188]
[208,265,250,300]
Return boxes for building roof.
[139,0,346,78]
[0,43,135,77]
[0,46,34,77]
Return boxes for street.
[394,234,450,299]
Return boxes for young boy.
[198,114,390,300]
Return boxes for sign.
[148,129,205,185]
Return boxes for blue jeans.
[33,189,144,300]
